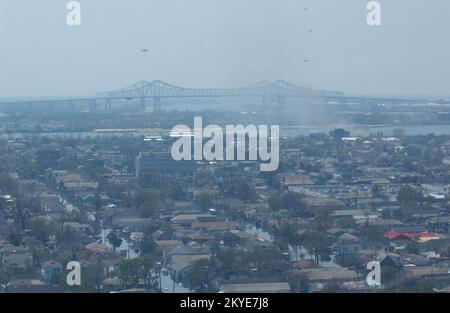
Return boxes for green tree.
[117,258,140,288]
[29,219,55,242]
[197,193,214,210]
[286,271,309,292]
[406,241,420,254]
[116,256,160,291]
[282,192,307,217]
[140,237,157,256]
[93,194,102,211]
[132,192,162,218]
[107,231,123,252]
[170,184,186,200]
[335,254,365,269]
[0,268,10,285]
[234,179,255,202]
[400,279,436,293]
[8,229,22,246]
[381,265,399,285]
[303,232,333,265]
[81,263,106,292]
[397,186,422,207]
[396,186,423,221]
[185,258,218,292]
[360,226,384,242]
[139,256,160,290]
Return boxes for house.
[404,263,450,279]
[102,276,123,292]
[186,231,215,243]
[429,216,450,233]
[380,254,403,271]
[283,175,314,186]
[41,260,63,282]
[6,279,64,293]
[244,236,273,250]
[0,244,33,275]
[220,282,291,293]
[169,254,211,282]
[63,222,89,233]
[36,193,64,213]
[384,231,438,243]
[331,210,369,221]
[2,253,33,274]
[113,217,155,231]
[294,260,319,270]
[167,245,210,259]
[191,221,237,233]
[222,231,242,246]
[155,240,183,255]
[304,196,345,211]
[170,214,216,227]
[401,254,432,267]
[297,267,358,283]
[222,230,272,249]
[85,242,108,253]
[164,201,195,214]
[335,233,362,255]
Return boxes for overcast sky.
[1,0,450,97]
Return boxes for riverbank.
[1,123,449,139]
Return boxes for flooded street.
[100,229,190,293]
[242,223,339,267]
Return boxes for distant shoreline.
[1,123,450,139]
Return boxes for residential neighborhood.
[2,113,450,293]
[1,0,450,299]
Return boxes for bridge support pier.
[140,97,146,111]
[153,97,161,112]
[276,96,285,106]
[261,96,285,109]
[88,99,97,112]
[1,104,9,112]
[68,100,75,112]
[340,98,348,105]
[105,98,112,112]
[47,101,54,111]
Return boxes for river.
[1,124,449,140]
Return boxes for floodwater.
[100,229,190,293]
[242,223,339,268]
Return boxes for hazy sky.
[1,0,450,97]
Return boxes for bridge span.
[0,80,435,112]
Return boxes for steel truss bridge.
[0,80,436,112]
